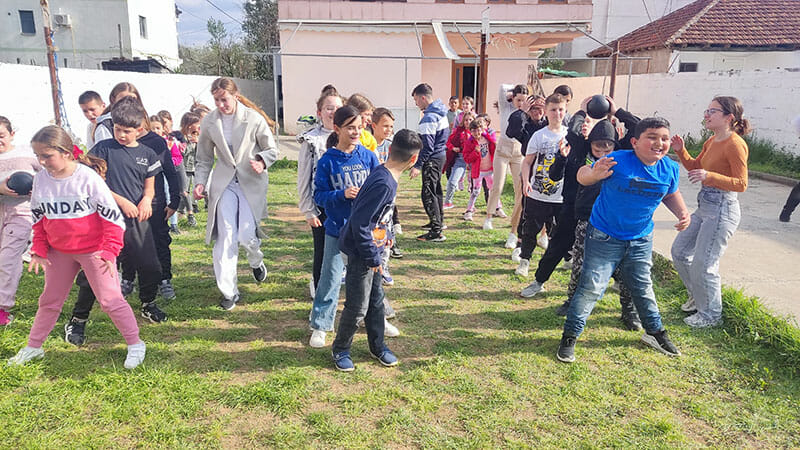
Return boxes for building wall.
[593,48,672,75]
[0,62,273,146]
[540,69,800,155]
[670,50,800,73]
[557,0,695,74]
[0,0,179,70]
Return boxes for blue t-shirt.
[589,150,679,240]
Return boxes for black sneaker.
[187,215,198,227]
[141,302,167,323]
[416,231,446,242]
[555,300,570,317]
[192,204,199,214]
[64,318,87,346]
[220,293,240,311]
[390,246,403,259]
[556,335,577,363]
[159,279,177,301]
[252,262,267,283]
[169,224,181,234]
[421,222,447,231]
[780,208,792,222]
[641,329,681,357]
[621,312,643,331]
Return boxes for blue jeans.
[444,155,467,204]
[671,187,740,322]
[332,257,386,355]
[564,224,663,337]
[309,234,344,331]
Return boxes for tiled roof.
[587,0,800,57]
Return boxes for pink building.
[278,0,592,133]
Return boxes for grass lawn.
[1,160,798,448]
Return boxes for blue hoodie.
[415,98,450,169]
[313,144,380,237]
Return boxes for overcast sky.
[175,0,247,46]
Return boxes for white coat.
[195,105,279,244]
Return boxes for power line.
[204,0,243,25]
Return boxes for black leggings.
[311,209,327,289]
[782,182,800,214]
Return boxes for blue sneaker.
[332,350,355,372]
[369,347,399,367]
[382,271,394,286]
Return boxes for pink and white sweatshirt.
[30,164,125,261]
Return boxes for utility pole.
[609,40,620,99]
[40,0,61,126]
[478,7,490,113]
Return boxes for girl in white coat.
[193,77,279,310]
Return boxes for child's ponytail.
[31,125,108,178]
[325,106,360,149]
[713,96,751,136]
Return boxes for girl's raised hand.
[670,135,685,153]
[28,254,50,274]
[250,158,266,174]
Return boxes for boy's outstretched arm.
[577,157,616,186]
[662,190,691,231]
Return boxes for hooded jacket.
[462,130,497,179]
[574,119,617,220]
[296,124,333,220]
[415,99,450,169]
[313,144,380,237]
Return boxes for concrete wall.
[0,0,180,70]
[540,69,800,155]
[671,50,800,73]
[0,63,273,147]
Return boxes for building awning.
[278,20,589,36]
[431,21,459,60]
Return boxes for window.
[139,15,148,39]
[436,0,465,3]
[539,0,567,3]
[678,62,698,72]
[19,10,35,35]
[488,0,515,3]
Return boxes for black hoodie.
[573,120,617,220]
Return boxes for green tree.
[177,18,256,78]
[242,0,279,80]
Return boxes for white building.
[0,0,181,70]
[556,0,696,75]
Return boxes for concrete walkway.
[653,171,800,325]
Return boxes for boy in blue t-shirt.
[331,129,422,372]
[557,117,691,363]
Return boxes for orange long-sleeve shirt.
[676,133,749,192]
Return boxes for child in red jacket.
[462,118,497,221]
[443,111,476,208]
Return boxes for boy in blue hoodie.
[308,106,380,349]
[332,129,423,372]
[410,83,449,242]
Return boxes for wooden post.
[40,0,61,126]
[478,32,488,113]
[609,41,619,99]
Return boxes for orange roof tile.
[587,0,800,57]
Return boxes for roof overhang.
[278,19,590,35]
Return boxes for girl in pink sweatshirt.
[7,125,145,370]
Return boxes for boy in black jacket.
[331,130,422,372]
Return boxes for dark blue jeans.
[564,224,663,337]
[331,257,386,355]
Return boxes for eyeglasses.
[704,108,725,116]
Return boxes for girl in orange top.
[669,96,750,328]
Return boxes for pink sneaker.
[0,310,13,326]
[443,202,455,210]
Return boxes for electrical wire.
[203,0,243,25]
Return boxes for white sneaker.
[7,346,44,366]
[392,223,403,235]
[521,281,545,298]
[482,218,493,231]
[515,259,530,277]
[537,234,549,250]
[681,296,696,312]
[309,278,316,298]
[684,312,722,328]
[504,233,517,249]
[309,330,326,348]
[384,319,400,337]
[511,247,522,263]
[124,340,146,369]
[463,211,474,221]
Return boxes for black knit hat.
[587,119,617,145]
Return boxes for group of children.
[1,73,754,370]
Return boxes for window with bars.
[19,10,36,35]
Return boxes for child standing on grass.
[462,119,497,222]
[0,116,41,326]
[516,93,570,277]
[557,117,690,363]
[194,77,278,311]
[297,85,343,297]
[178,112,201,227]
[8,125,145,369]
[309,106,396,348]
[331,129,422,372]
[670,96,750,328]
[443,110,475,210]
